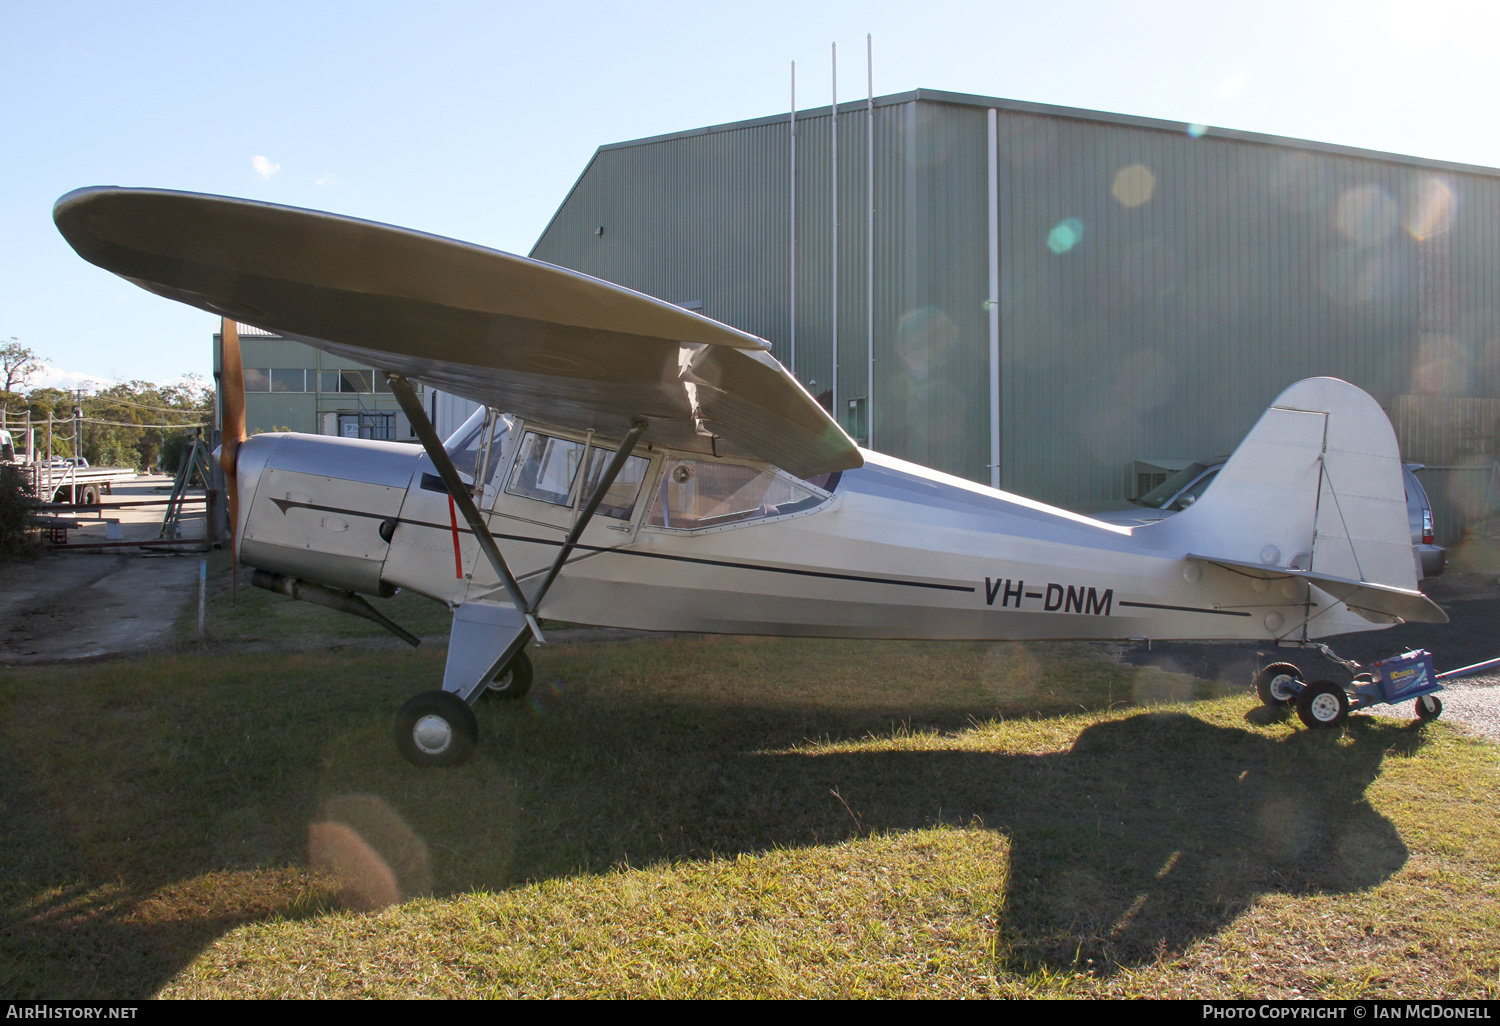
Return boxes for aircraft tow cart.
[1255,647,1500,729]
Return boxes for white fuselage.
[234,421,1380,645]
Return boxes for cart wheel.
[1297,680,1349,730]
[394,690,478,767]
[1254,662,1301,707]
[484,650,533,701]
[1414,695,1443,721]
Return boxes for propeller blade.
[219,317,246,599]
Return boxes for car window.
[1170,469,1220,510]
[1135,463,1211,509]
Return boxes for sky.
[4,0,1499,389]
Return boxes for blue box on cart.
[1372,650,1438,703]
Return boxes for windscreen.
[442,407,511,481]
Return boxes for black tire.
[1255,662,1301,707]
[484,650,533,701]
[1297,680,1350,730]
[80,485,99,507]
[1414,694,1443,721]
[394,690,479,767]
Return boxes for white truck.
[0,427,139,505]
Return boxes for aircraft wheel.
[1254,662,1301,707]
[484,650,533,701]
[1414,695,1443,721]
[1297,680,1349,730]
[394,690,478,767]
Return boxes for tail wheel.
[1297,680,1350,730]
[484,650,533,701]
[1254,662,1301,707]
[394,690,478,767]
[1414,695,1443,721]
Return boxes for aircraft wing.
[1186,554,1448,624]
[54,187,862,478]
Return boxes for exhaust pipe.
[250,570,421,647]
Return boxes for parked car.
[1078,460,1445,578]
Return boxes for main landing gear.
[484,650,533,701]
[394,651,533,767]
[384,377,649,769]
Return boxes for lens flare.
[1406,176,1455,240]
[1047,218,1084,255]
[1335,185,1398,246]
[1111,164,1156,208]
[1186,123,1208,138]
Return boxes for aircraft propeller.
[219,317,246,598]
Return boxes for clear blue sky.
[4,0,1497,388]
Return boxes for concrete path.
[0,475,206,665]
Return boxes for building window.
[243,368,271,392]
[340,370,373,393]
[271,369,306,392]
[318,371,341,393]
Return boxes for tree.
[1,339,45,432]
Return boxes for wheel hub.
[1310,692,1342,722]
[412,714,454,754]
[1269,675,1296,702]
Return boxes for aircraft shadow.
[459,701,1416,975]
[0,684,1422,995]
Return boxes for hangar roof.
[597,87,1500,180]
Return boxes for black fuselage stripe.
[271,499,974,593]
[1117,600,1252,617]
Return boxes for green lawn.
[1,627,1496,998]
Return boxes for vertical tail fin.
[1159,377,1443,624]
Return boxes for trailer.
[1255,646,1498,728]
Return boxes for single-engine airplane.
[53,187,1449,765]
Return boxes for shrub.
[0,464,42,561]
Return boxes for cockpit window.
[504,431,649,520]
[647,459,829,531]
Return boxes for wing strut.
[385,373,545,645]
[525,419,647,617]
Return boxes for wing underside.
[55,187,862,478]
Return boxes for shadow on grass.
[0,641,1428,995]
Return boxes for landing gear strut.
[385,374,645,767]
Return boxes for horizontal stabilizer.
[1187,554,1448,624]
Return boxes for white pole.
[830,43,839,419]
[866,33,875,450]
[790,61,797,379]
[987,108,1001,490]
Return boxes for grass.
[1,615,1497,999]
